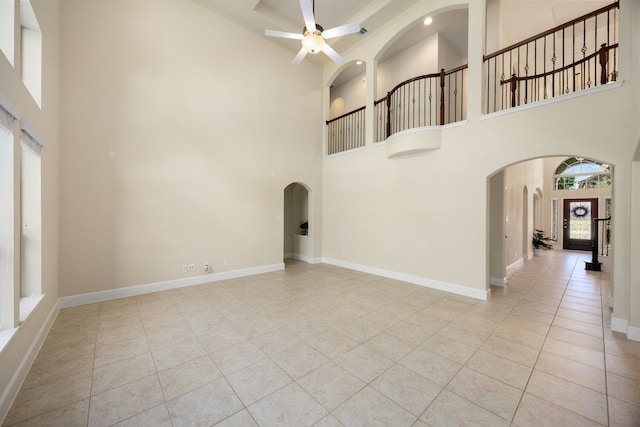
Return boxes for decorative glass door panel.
[563,198,598,251]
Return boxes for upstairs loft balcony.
[326,1,619,156]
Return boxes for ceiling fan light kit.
[301,26,325,54]
[265,0,362,65]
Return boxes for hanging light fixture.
[301,25,326,54]
[264,0,363,65]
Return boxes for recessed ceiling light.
[356,60,363,65]
[424,16,433,26]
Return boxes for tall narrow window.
[551,198,558,241]
[20,138,40,299]
[20,0,42,107]
[0,0,15,66]
[0,105,15,330]
[19,127,42,321]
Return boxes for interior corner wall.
[58,0,323,297]
[437,30,467,70]
[0,0,60,420]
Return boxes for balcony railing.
[484,1,619,113]
[375,66,468,142]
[327,2,617,154]
[326,106,366,155]
[327,66,468,154]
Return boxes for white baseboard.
[610,316,640,342]
[507,258,524,273]
[0,302,59,424]
[611,316,629,334]
[322,257,490,301]
[58,263,285,308]
[627,326,640,342]
[285,254,323,264]
[289,253,313,263]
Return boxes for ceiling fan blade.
[265,29,304,40]
[299,0,316,32]
[291,47,308,65]
[322,43,344,65]
[322,23,361,39]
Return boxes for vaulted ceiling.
[192,0,612,68]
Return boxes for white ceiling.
[193,0,423,64]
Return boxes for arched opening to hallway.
[283,182,311,263]
[488,156,614,291]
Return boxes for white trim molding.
[507,258,524,274]
[611,316,628,334]
[627,326,640,342]
[322,257,490,301]
[607,317,639,342]
[58,263,285,308]
[480,80,624,121]
[0,302,58,424]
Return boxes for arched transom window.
[554,157,612,190]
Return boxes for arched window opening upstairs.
[554,157,612,190]
[327,61,367,155]
[373,7,468,142]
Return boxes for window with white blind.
[0,104,44,337]
[0,105,16,331]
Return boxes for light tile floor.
[4,251,640,426]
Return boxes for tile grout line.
[598,270,611,427]
[506,254,561,425]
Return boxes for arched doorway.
[283,183,311,263]
[488,155,614,289]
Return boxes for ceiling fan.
[265,0,362,65]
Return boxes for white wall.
[491,0,611,48]
[58,0,323,296]
[503,159,544,267]
[377,33,439,97]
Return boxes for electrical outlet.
[182,264,189,272]
[223,260,229,266]
[187,263,196,271]
[204,263,211,273]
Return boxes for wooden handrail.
[385,64,468,99]
[484,1,619,61]
[326,105,366,125]
[500,43,618,84]
[484,1,618,112]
